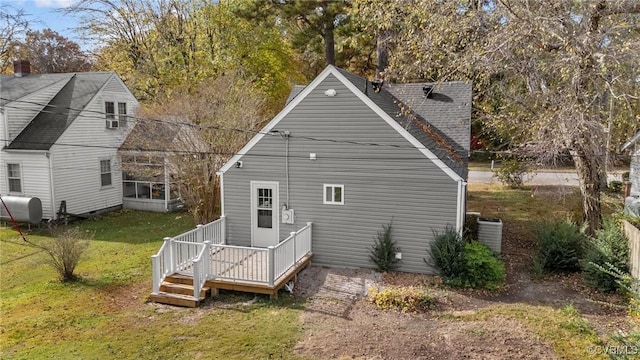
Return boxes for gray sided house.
[217,65,471,274]
[623,131,640,196]
[0,60,139,220]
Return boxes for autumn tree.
[69,0,301,113]
[0,5,29,73]
[12,29,93,73]
[237,0,366,77]
[129,72,267,223]
[358,0,640,234]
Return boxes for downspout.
[218,172,225,217]
[2,108,8,148]
[284,130,290,208]
[46,151,56,220]
[456,180,467,236]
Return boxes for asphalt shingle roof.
[2,72,113,150]
[334,68,471,179]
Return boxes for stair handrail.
[151,237,172,294]
[191,241,211,299]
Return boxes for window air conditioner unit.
[106,120,119,129]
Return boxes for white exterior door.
[251,181,279,247]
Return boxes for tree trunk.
[323,22,335,65]
[572,147,603,236]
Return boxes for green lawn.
[0,210,304,360]
[1,191,633,359]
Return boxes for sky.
[5,0,88,49]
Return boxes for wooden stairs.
[149,274,210,308]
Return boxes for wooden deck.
[154,247,313,306]
[206,253,313,298]
[151,219,313,306]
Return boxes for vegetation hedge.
[428,227,505,290]
[533,218,586,275]
[583,220,629,293]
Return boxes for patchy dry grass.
[0,210,304,360]
[446,304,608,360]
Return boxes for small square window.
[323,184,344,205]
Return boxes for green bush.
[368,286,435,313]
[427,228,505,289]
[583,220,629,292]
[534,218,586,274]
[451,241,505,290]
[41,227,91,281]
[493,159,528,189]
[369,220,400,272]
[608,180,623,193]
[428,227,466,280]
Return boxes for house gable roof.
[334,68,469,179]
[120,117,205,154]
[219,65,469,182]
[4,72,114,150]
[385,82,472,156]
[0,73,73,107]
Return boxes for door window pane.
[258,188,272,208]
[257,209,272,228]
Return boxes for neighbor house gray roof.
[0,73,71,106]
[622,131,640,151]
[285,85,306,105]
[334,68,471,179]
[2,72,113,150]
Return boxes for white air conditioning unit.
[106,120,119,129]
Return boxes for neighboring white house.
[0,60,139,220]
[623,131,640,196]
[119,119,195,213]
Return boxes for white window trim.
[323,184,344,205]
[117,102,128,127]
[6,162,23,194]
[105,101,119,129]
[99,158,113,188]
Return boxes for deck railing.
[271,222,313,285]
[151,217,226,295]
[152,218,313,298]
[151,239,171,294]
[209,244,269,282]
[202,216,226,245]
[192,241,211,299]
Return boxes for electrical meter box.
[281,208,295,224]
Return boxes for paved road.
[468,170,623,186]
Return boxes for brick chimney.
[13,60,31,77]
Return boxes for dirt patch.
[291,213,633,359]
[293,266,558,360]
[100,281,149,313]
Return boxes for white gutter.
[3,149,49,154]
